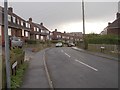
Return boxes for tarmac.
[72,47,119,61]
[21,47,119,88]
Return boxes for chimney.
[29,18,32,22]
[40,22,43,26]
[108,22,111,26]
[8,7,13,12]
[55,29,57,32]
[116,12,120,19]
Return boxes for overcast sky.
[0,1,119,34]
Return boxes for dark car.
[67,42,75,47]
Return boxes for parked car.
[67,42,75,47]
[11,36,23,48]
[56,42,63,47]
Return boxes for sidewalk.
[72,47,118,61]
[21,49,49,88]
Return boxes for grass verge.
[11,61,28,89]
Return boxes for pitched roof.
[108,13,120,29]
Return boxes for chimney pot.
[8,7,13,12]
[55,29,57,32]
[29,18,32,22]
[108,22,111,26]
[40,22,43,26]
[116,12,120,19]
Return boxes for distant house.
[28,18,50,41]
[0,6,31,45]
[51,29,62,40]
[51,29,82,43]
[101,13,120,35]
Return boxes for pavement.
[72,47,119,61]
[21,48,49,88]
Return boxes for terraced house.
[0,6,31,44]
[51,29,82,43]
[28,18,50,41]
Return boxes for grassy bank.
[11,61,28,88]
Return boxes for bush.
[25,39,37,44]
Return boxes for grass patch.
[11,61,28,88]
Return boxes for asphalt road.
[45,47,118,88]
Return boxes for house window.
[12,16,16,23]
[17,19,19,25]
[47,35,49,40]
[26,22,30,28]
[37,28,39,32]
[21,21,23,26]
[41,36,43,40]
[22,29,24,36]
[8,28,11,36]
[34,27,36,31]
[25,22,27,27]
[36,35,39,39]
[8,15,11,22]
[25,31,28,37]
[41,30,44,33]
[50,33,53,35]
[28,24,30,28]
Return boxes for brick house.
[51,29,62,40]
[0,6,31,45]
[28,18,50,41]
[101,13,120,35]
[51,29,82,43]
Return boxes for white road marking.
[65,53,71,58]
[75,59,98,71]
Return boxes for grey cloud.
[8,2,118,32]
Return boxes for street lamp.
[4,0,11,88]
[82,0,87,49]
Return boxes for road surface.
[45,47,118,88]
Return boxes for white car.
[56,42,63,47]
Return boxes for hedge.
[86,34,120,45]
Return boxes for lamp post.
[82,0,87,49]
[4,0,11,88]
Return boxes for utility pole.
[4,0,11,88]
[82,0,87,49]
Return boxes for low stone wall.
[88,44,120,55]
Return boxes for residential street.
[21,47,118,88]
[45,47,118,88]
